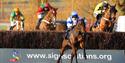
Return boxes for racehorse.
[108,5,117,32]
[13,15,24,31]
[98,8,112,32]
[39,7,58,31]
[90,5,117,32]
[57,19,87,63]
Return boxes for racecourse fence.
[0,31,125,49]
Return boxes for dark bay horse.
[40,8,58,31]
[57,19,87,63]
[108,5,117,32]
[90,5,117,32]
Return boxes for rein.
[103,17,110,21]
[42,19,50,24]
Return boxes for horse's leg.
[89,26,93,31]
[80,33,87,60]
[16,21,19,31]
[71,49,74,63]
[57,39,67,63]
[19,22,21,31]
[105,24,109,32]
[75,48,78,63]
[80,40,87,60]
[21,21,24,31]
[83,47,87,59]
[42,23,48,31]
[84,34,88,60]
[108,22,113,32]
[71,45,77,63]
[43,23,47,31]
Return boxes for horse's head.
[74,19,86,33]
[103,8,111,19]
[49,8,58,21]
[109,5,117,21]
[43,7,58,23]
[103,4,117,21]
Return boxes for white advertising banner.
[116,16,125,32]
[0,49,124,63]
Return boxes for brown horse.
[90,5,117,32]
[99,5,117,32]
[90,9,111,32]
[57,19,87,63]
[13,16,24,31]
[98,8,112,32]
[55,21,66,32]
[40,8,57,31]
[108,5,117,32]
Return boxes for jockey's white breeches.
[10,21,24,30]
[67,23,72,29]
[10,21,17,26]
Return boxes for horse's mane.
[43,8,57,22]
[43,10,53,21]
[73,19,86,33]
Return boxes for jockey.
[35,2,53,30]
[93,1,109,27]
[66,11,79,29]
[9,8,25,30]
[65,11,87,39]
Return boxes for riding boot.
[65,29,70,39]
[35,18,42,30]
[93,21,98,28]
[9,26,14,30]
[65,33,68,39]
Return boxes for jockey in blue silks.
[65,11,87,39]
